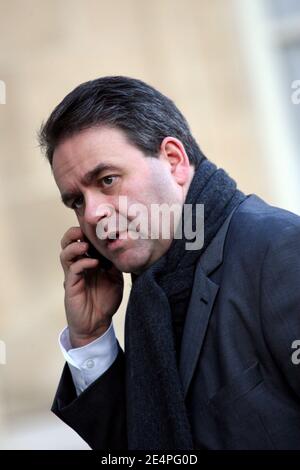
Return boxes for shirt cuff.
[59,323,118,396]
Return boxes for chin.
[112,248,152,274]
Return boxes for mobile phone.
[83,236,113,271]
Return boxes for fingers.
[60,227,99,289]
[61,226,84,250]
[64,257,99,289]
[60,239,89,271]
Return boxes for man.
[39,76,300,450]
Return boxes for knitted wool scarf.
[124,159,246,450]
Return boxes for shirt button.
[85,359,95,369]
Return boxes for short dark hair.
[39,76,206,167]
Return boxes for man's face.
[52,126,189,274]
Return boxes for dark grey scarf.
[124,159,246,450]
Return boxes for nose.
[83,193,114,227]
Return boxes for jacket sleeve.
[260,221,300,399]
[51,345,127,450]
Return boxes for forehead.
[52,126,143,189]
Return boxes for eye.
[72,195,84,210]
[100,175,118,187]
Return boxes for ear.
[159,137,191,185]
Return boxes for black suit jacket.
[52,195,300,449]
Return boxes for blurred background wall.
[0,0,299,449]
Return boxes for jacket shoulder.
[228,195,300,248]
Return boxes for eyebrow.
[61,162,120,207]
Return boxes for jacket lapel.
[179,209,236,398]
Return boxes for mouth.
[105,231,127,250]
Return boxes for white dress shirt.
[59,322,118,396]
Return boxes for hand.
[60,226,124,348]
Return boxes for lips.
[105,231,127,250]
[106,231,120,242]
